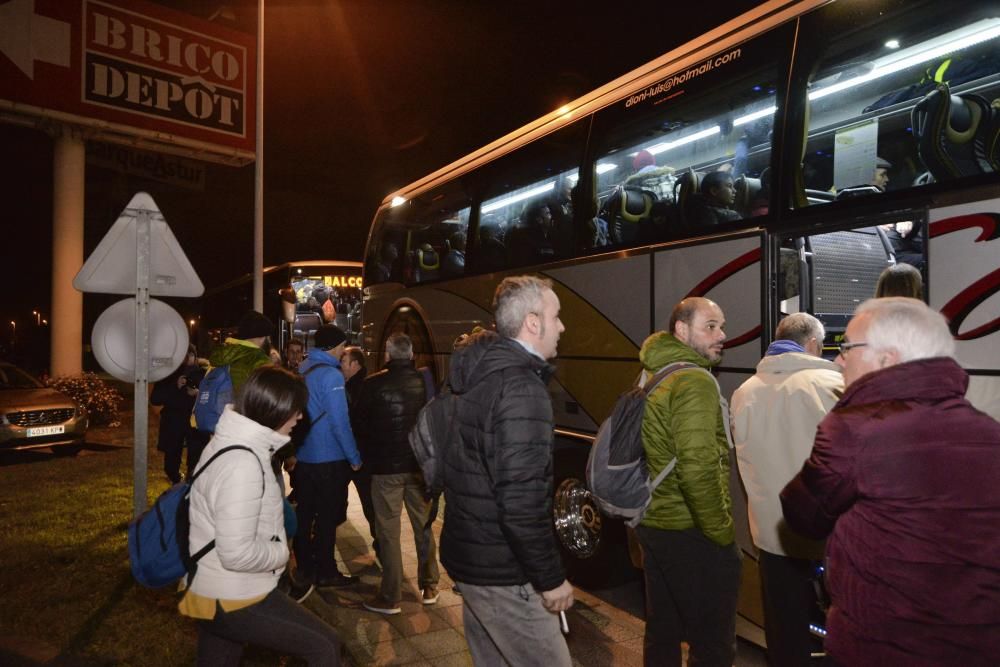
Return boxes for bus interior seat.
[294,312,322,349]
[621,187,655,222]
[807,227,892,333]
[733,176,762,217]
[835,184,882,200]
[911,82,1000,180]
[674,169,703,227]
[412,243,441,282]
[598,185,657,245]
[805,188,835,205]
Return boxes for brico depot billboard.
[0,0,256,164]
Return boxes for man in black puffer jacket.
[441,275,574,666]
[356,333,438,615]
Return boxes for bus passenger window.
[471,119,587,272]
[365,184,472,286]
[798,3,1000,206]
[589,29,787,246]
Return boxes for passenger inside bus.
[442,231,466,277]
[871,157,891,190]
[373,242,400,283]
[623,150,676,203]
[476,214,507,273]
[875,262,923,299]
[693,171,741,226]
[879,220,924,270]
[506,200,558,267]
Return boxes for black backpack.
[408,387,458,496]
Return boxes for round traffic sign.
[91,298,190,383]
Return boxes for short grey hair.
[385,332,413,360]
[493,275,553,338]
[775,312,825,348]
[854,297,955,362]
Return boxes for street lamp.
[32,310,40,326]
[9,320,14,346]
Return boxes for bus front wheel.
[553,445,637,589]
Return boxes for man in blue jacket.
[292,324,362,587]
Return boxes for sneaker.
[316,572,356,588]
[421,586,439,605]
[363,595,402,615]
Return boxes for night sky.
[0,0,761,363]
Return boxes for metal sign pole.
[133,209,151,517]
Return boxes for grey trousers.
[371,471,439,603]
[458,582,571,667]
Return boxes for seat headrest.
[416,246,440,270]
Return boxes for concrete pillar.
[50,126,85,376]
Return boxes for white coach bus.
[360,0,1000,643]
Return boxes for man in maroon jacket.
[781,298,1000,666]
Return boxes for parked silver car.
[0,363,88,453]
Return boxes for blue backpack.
[127,445,262,588]
[193,365,233,433]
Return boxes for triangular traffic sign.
[73,191,204,297]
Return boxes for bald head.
[670,297,727,363]
[670,297,719,336]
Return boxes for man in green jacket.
[189,310,275,472]
[636,296,740,667]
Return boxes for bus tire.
[553,444,638,589]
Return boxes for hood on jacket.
[766,339,806,356]
[449,330,553,394]
[298,349,341,374]
[212,404,291,457]
[640,331,714,373]
[210,338,267,368]
[756,350,841,376]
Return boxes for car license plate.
[27,425,65,437]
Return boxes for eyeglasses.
[837,341,868,356]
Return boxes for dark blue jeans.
[196,588,341,666]
[293,460,352,579]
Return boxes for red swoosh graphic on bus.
[929,213,1000,241]
[931,213,1000,340]
[939,269,1000,340]
[687,247,762,348]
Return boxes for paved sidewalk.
[303,484,647,666]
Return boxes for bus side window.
[588,28,788,246]
[796,3,1000,206]
[368,186,472,287]
[472,119,588,272]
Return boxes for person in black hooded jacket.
[441,275,573,667]
[150,344,204,484]
[355,333,439,615]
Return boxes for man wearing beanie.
[293,324,362,588]
[189,311,275,472]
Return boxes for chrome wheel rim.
[553,478,602,559]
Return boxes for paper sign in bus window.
[834,119,880,191]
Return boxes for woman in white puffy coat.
[181,366,341,666]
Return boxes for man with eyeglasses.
[781,298,1000,665]
[731,312,843,666]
